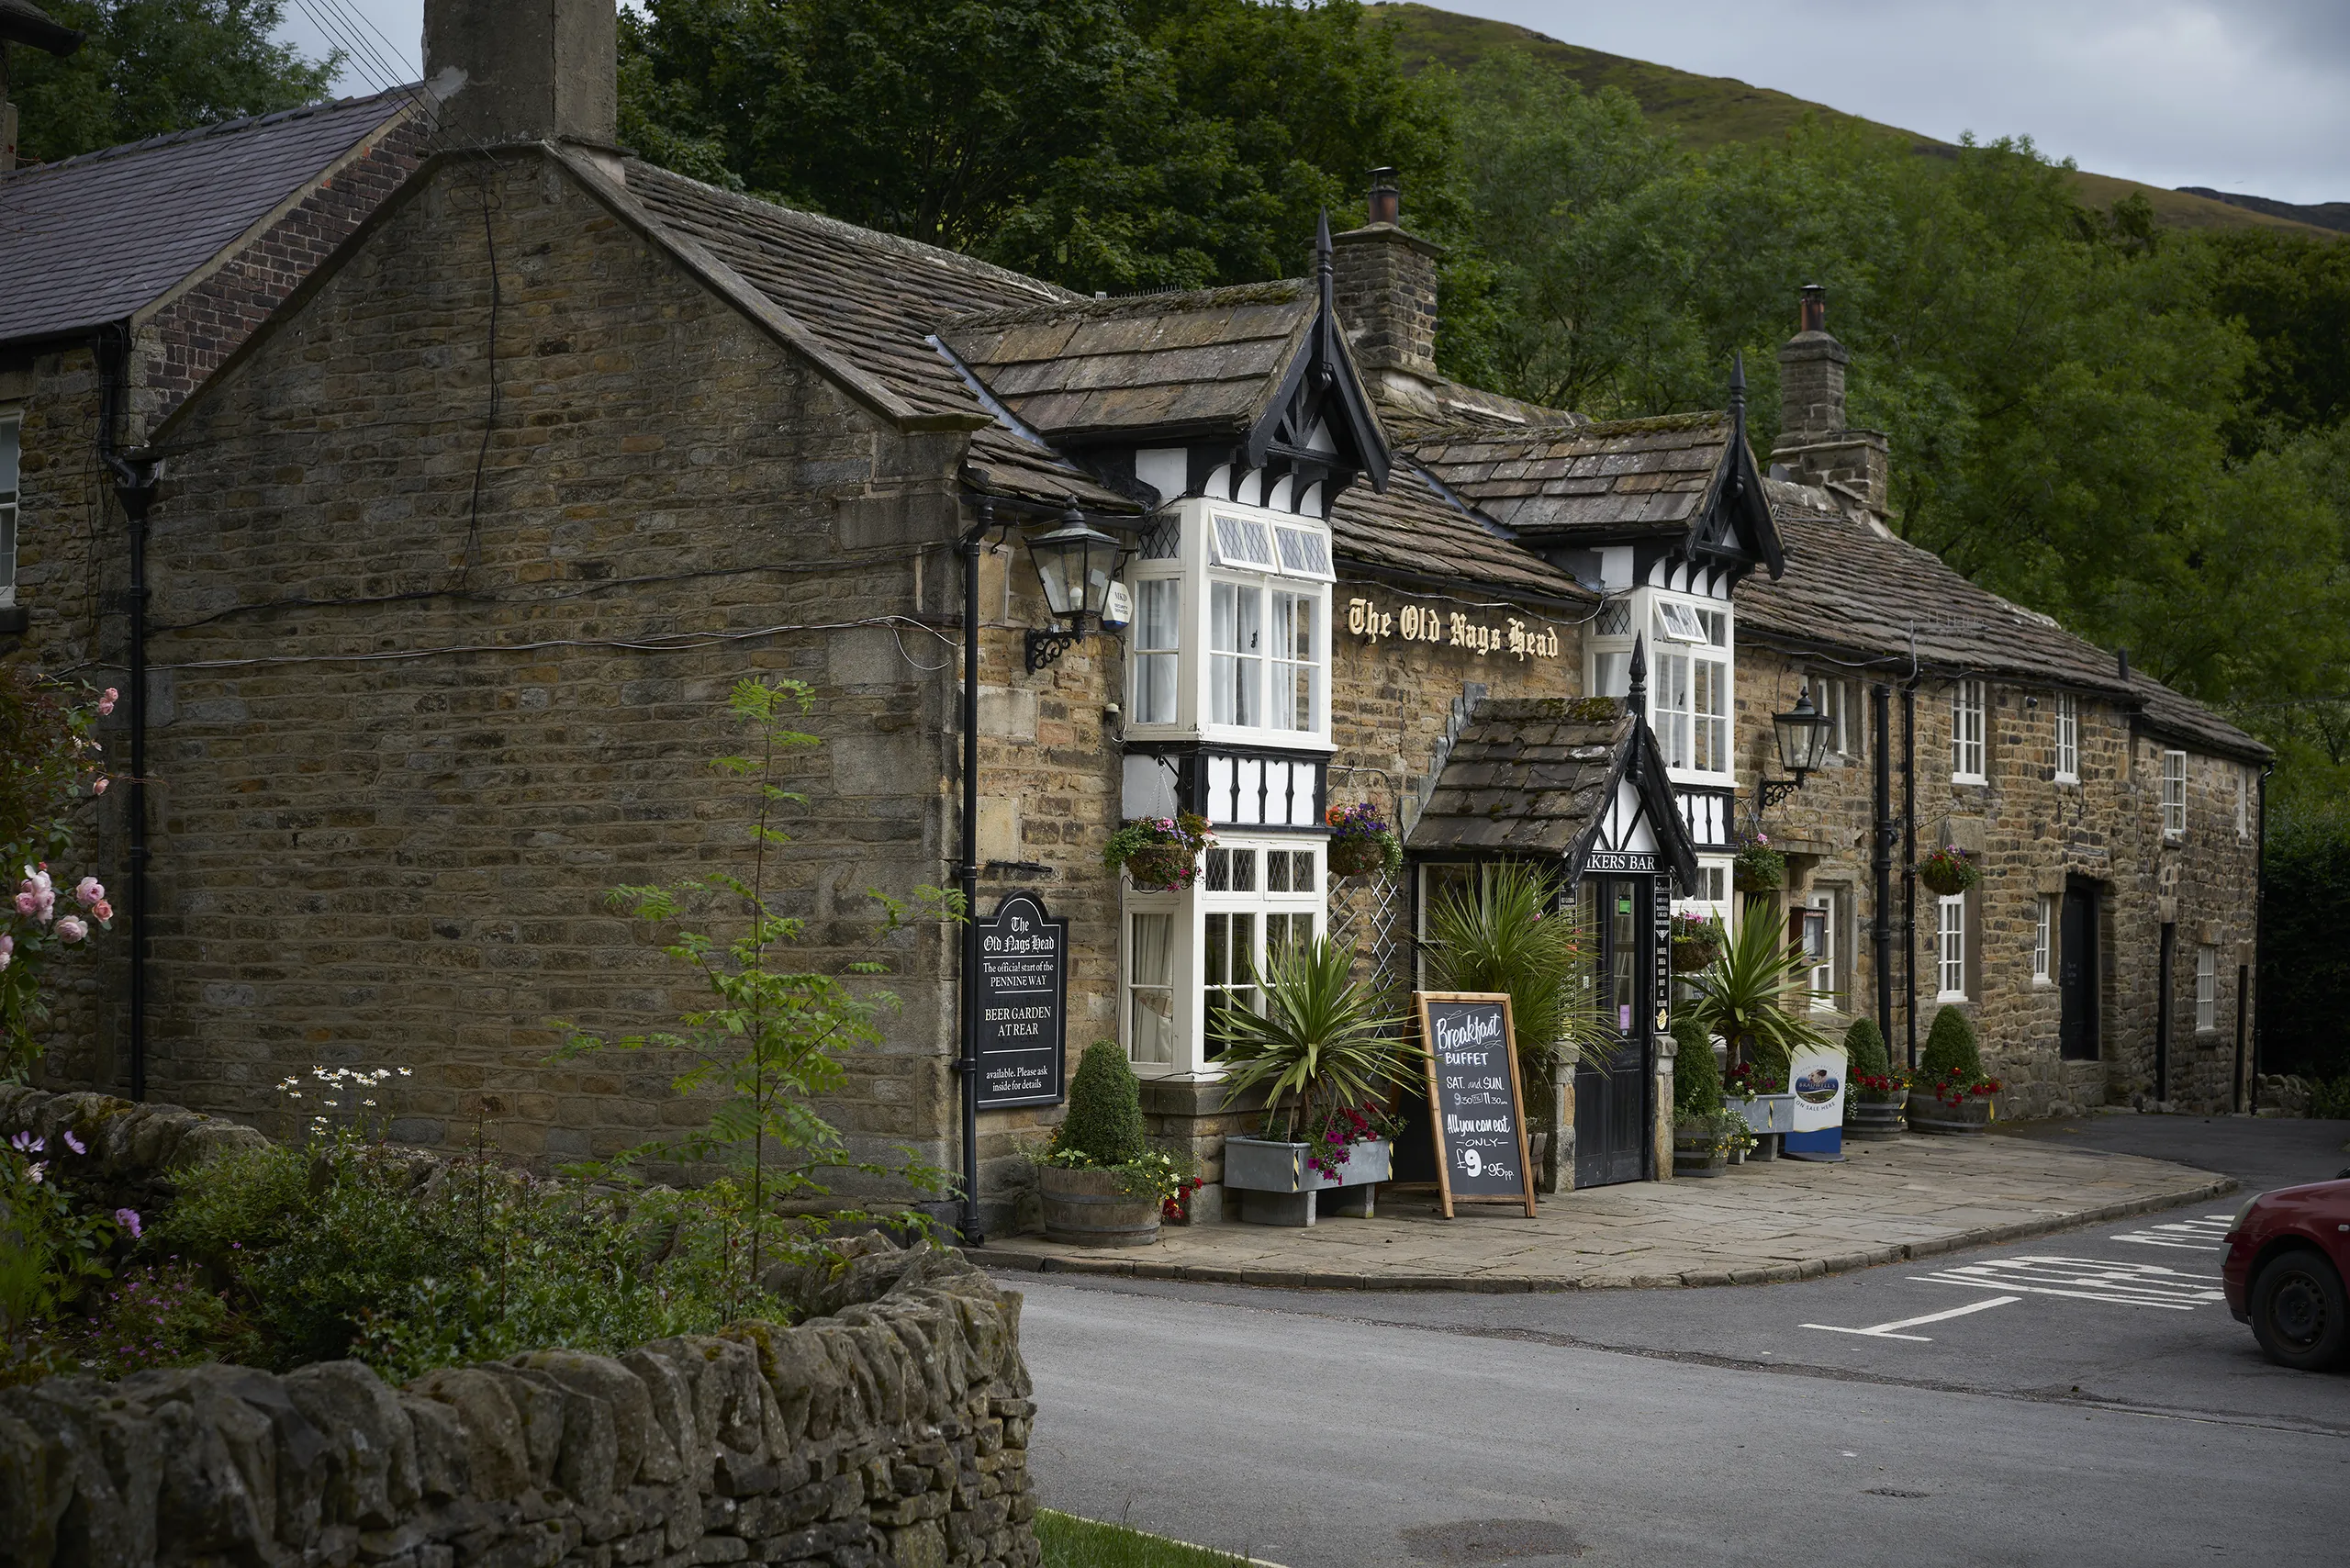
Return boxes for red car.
[2223,1172,2350,1371]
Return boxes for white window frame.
[2236,768,2249,840]
[2161,749,2187,839]
[1122,497,1334,750]
[1128,576,1180,726]
[1123,837,1326,1079]
[1951,679,1986,783]
[1814,676,1857,762]
[2053,692,2078,783]
[1677,857,1735,935]
[2195,944,2217,1033]
[1804,889,1840,1014]
[0,408,19,606]
[2032,895,2053,983]
[1937,892,1968,1002]
[1649,597,1732,781]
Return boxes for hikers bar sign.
[1416,991,1538,1218]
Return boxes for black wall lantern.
[1755,681,1835,821]
[1024,509,1130,671]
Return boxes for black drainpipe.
[1871,682,1894,1054]
[2249,760,2272,1114]
[1901,683,1918,1071]
[95,327,162,1101]
[955,499,993,1246]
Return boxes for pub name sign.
[1346,597,1563,661]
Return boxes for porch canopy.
[1405,697,1699,889]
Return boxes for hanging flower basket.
[1918,845,1981,897]
[1732,836,1785,892]
[1104,812,1211,891]
[1670,912,1724,972]
[1325,803,1402,879]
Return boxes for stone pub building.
[11,0,2265,1234]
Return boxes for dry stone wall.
[0,1240,1037,1568]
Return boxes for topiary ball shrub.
[1055,1041,1147,1166]
[1919,1006,1983,1083]
[1672,1017,1722,1117]
[1842,1016,1889,1079]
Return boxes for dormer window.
[1125,498,1334,748]
[1585,587,1734,783]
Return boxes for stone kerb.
[0,1085,1042,1568]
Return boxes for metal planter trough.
[1727,1092,1796,1160]
[1223,1136,1392,1226]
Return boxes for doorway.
[1575,874,1653,1188]
[2059,884,2098,1061]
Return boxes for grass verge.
[1036,1508,1261,1566]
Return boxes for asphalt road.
[1010,1115,2350,1567]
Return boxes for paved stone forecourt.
[970,1135,2234,1292]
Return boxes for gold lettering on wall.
[1346,598,1561,661]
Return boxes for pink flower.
[90,901,112,923]
[75,877,104,907]
[63,1131,84,1155]
[92,778,108,796]
[115,1208,142,1238]
[54,915,87,943]
[97,688,118,717]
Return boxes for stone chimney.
[1770,284,1889,521]
[424,0,618,151]
[1331,167,1443,394]
[0,0,87,173]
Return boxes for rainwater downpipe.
[1901,682,1918,1072]
[955,499,993,1246]
[2248,761,2272,1114]
[1871,682,1894,1054]
[96,327,161,1102]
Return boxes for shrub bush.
[1842,1017,1889,1079]
[1056,1041,1148,1165]
[1672,1017,1721,1117]
[1919,1006,1983,1082]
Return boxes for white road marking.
[1909,1255,2227,1310]
[2109,1214,2236,1251]
[1801,1294,2022,1341]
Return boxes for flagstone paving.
[968,1133,2234,1291]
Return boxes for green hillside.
[1376,2,2336,240]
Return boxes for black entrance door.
[1575,875,1652,1188]
[2059,886,2098,1061]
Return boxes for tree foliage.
[8,1,340,164]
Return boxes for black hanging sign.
[1416,991,1538,1218]
[972,890,1067,1109]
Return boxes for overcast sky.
[278,0,2347,206]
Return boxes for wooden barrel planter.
[1846,1094,1908,1142]
[1905,1098,1992,1136]
[1673,1126,1727,1177]
[1039,1166,1162,1247]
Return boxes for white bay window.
[1124,839,1324,1074]
[1586,589,1733,781]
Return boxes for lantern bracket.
[1024,623,1085,674]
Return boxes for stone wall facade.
[1732,643,2261,1116]
[0,1240,1039,1568]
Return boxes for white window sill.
[2053,773,2079,786]
[1935,991,1969,1005]
[2031,975,2053,988]
[1951,774,1987,787]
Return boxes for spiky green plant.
[1215,936,1415,1143]
[1421,859,1606,1084]
[1684,911,1835,1079]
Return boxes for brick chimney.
[0,0,87,173]
[1331,167,1443,393]
[1770,285,1889,521]
[424,0,618,151]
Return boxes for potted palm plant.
[1036,1042,1184,1246]
[1216,935,1418,1226]
[1685,913,1835,1159]
[1421,861,1605,1193]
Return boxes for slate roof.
[1740,484,2268,760]
[605,158,1587,597]
[1401,412,1733,538]
[0,86,418,346]
[0,0,83,54]
[939,283,1315,442]
[1405,697,1686,868]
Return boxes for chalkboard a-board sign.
[972,891,1066,1109]
[1416,991,1538,1218]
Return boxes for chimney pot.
[1367,167,1400,227]
[1800,283,1827,335]
[1331,169,1441,388]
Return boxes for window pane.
[1204,847,1232,892]
[1270,589,1318,732]
[1210,582,1261,726]
[1274,526,1331,577]
[1939,894,1966,998]
[1132,578,1179,724]
[1267,850,1290,892]
[1212,514,1274,567]
[1128,913,1176,1066]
